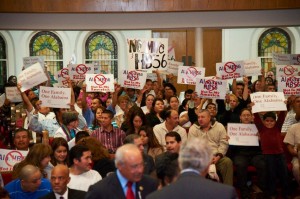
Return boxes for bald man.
[39,165,86,199]
[4,164,52,199]
[86,144,158,199]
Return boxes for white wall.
[0,30,151,77]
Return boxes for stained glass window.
[29,31,63,84]
[0,35,7,93]
[258,28,291,74]
[85,31,118,78]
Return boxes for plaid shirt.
[91,126,126,153]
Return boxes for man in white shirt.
[68,145,102,192]
[153,109,187,149]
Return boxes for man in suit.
[86,144,158,199]
[146,138,238,199]
[39,164,86,199]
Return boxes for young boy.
[254,111,290,198]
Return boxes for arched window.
[258,28,291,74]
[29,31,63,83]
[0,35,7,93]
[85,31,118,78]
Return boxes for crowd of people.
[0,69,300,199]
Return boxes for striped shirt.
[91,126,126,154]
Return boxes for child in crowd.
[254,111,290,198]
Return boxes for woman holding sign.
[231,108,267,199]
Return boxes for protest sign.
[55,68,69,87]
[243,58,262,76]
[168,46,176,61]
[119,70,147,89]
[5,87,22,103]
[195,78,227,99]
[127,38,168,71]
[250,92,287,113]
[39,86,71,108]
[23,56,44,69]
[162,60,182,76]
[146,73,166,82]
[273,53,300,65]
[68,64,94,81]
[177,66,205,85]
[227,123,259,146]
[18,62,48,92]
[277,76,300,96]
[276,65,300,78]
[85,74,114,92]
[216,61,244,80]
[0,149,28,172]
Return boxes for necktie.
[126,181,135,199]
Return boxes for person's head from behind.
[179,138,213,175]
[156,152,179,187]
[165,131,181,154]
[50,137,69,166]
[262,112,277,129]
[26,143,52,169]
[75,130,90,144]
[13,128,30,150]
[124,134,144,153]
[50,165,70,195]
[115,144,144,182]
[76,137,110,162]
[69,145,92,173]
[100,110,114,128]
[20,165,42,192]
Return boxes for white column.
[195,28,203,67]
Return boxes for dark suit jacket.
[146,171,237,199]
[39,188,86,199]
[85,172,158,199]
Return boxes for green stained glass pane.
[258,28,291,73]
[85,31,118,78]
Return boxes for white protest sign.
[68,64,94,81]
[243,58,262,76]
[0,149,28,172]
[39,86,71,108]
[273,53,291,65]
[276,65,300,78]
[216,61,244,80]
[250,92,287,113]
[177,66,205,85]
[18,62,48,92]
[162,60,182,76]
[195,78,227,99]
[5,87,22,103]
[119,70,147,89]
[127,38,168,71]
[55,68,69,87]
[23,56,45,68]
[227,123,259,146]
[0,93,5,107]
[277,76,300,96]
[85,74,114,92]
[273,53,300,65]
